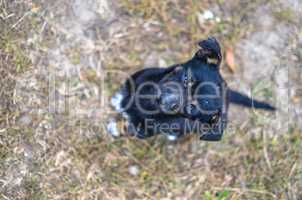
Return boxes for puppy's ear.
[159,65,184,83]
[197,37,222,65]
[174,65,183,72]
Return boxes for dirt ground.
[1,0,302,199]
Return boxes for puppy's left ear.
[197,37,222,66]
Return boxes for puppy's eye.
[171,103,179,111]
[183,75,188,86]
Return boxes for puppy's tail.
[228,89,276,111]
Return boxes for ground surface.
[0,0,302,199]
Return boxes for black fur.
[115,37,275,141]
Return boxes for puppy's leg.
[199,129,223,141]
[200,112,227,141]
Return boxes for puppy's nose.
[185,103,195,115]
[170,102,179,112]
[159,93,182,114]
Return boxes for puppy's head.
[158,38,224,125]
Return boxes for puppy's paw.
[107,119,120,138]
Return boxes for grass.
[273,8,295,23]
[0,0,301,199]
[34,128,302,199]
[0,1,40,200]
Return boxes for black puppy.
[112,37,275,141]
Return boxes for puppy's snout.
[159,93,182,114]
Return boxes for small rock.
[203,10,214,20]
[198,10,216,25]
[128,165,140,176]
[18,114,32,126]
[215,17,221,23]
[159,58,167,67]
